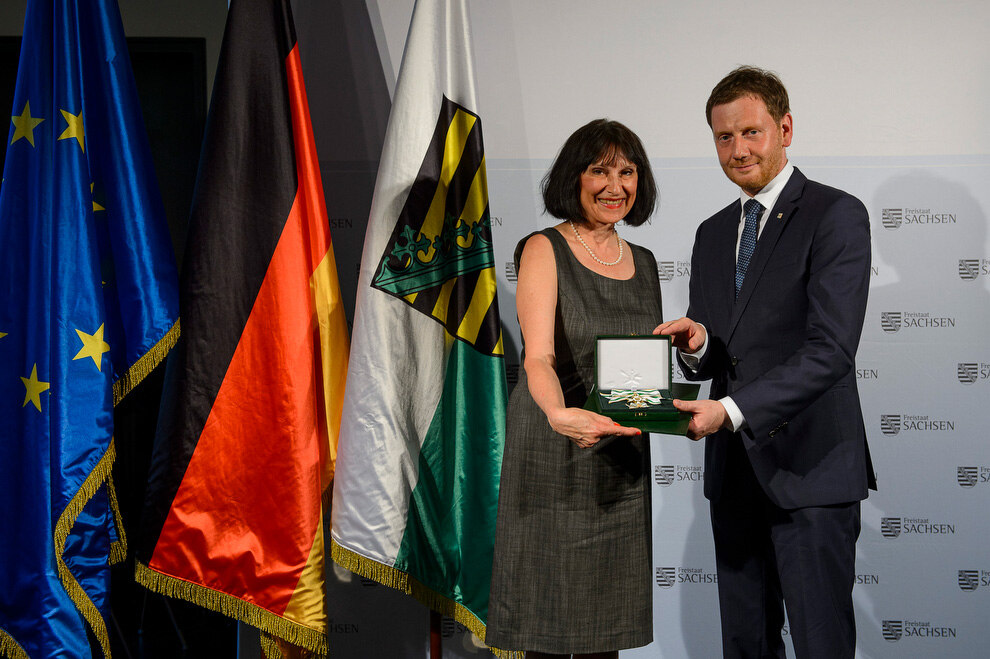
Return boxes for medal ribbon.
[604,388,665,409]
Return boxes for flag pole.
[430,610,442,658]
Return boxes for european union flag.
[0,1,179,656]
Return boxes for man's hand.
[654,317,706,354]
[673,399,729,441]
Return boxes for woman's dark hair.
[541,119,658,227]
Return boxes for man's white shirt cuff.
[676,326,746,432]
[677,324,709,368]
[720,396,746,432]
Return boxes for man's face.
[710,95,792,196]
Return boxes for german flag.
[135,0,347,654]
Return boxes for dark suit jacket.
[681,167,876,509]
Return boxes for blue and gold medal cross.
[604,389,665,409]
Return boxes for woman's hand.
[546,407,641,448]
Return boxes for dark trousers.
[710,438,861,659]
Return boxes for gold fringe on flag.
[260,632,324,659]
[106,470,127,565]
[260,633,282,659]
[52,440,118,658]
[112,318,180,405]
[39,317,167,653]
[0,628,29,659]
[134,562,328,657]
[107,319,179,562]
[330,539,522,659]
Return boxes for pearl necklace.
[568,219,623,266]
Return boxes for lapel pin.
[776,212,783,219]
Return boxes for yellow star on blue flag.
[91,182,104,211]
[20,363,50,411]
[58,108,85,151]
[10,100,44,146]
[73,324,110,371]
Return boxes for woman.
[486,119,662,658]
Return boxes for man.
[657,66,876,658]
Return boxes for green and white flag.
[330,0,507,648]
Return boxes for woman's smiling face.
[578,154,638,226]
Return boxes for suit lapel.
[708,202,740,340]
[726,169,807,341]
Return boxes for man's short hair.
[706,66,790,127]
[542,118,658,227]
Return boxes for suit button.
[730,357,739,366]
[768,422,788,438]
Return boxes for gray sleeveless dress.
[486,228,663,654]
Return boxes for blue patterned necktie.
[735,198,764,297]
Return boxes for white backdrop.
[312,1,990,657]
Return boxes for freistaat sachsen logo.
[881,209,903,230]
[957,363,978,384]
[656,567,676,588]
[881,517,901,538]
[958,259,980,280]
[655,465,675,487]
[880,311,956,333]
[880,312,902,333]
[958,570,979,592]
[882,620,903,642]
[881,207,956,229]
[957,466,978,488]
